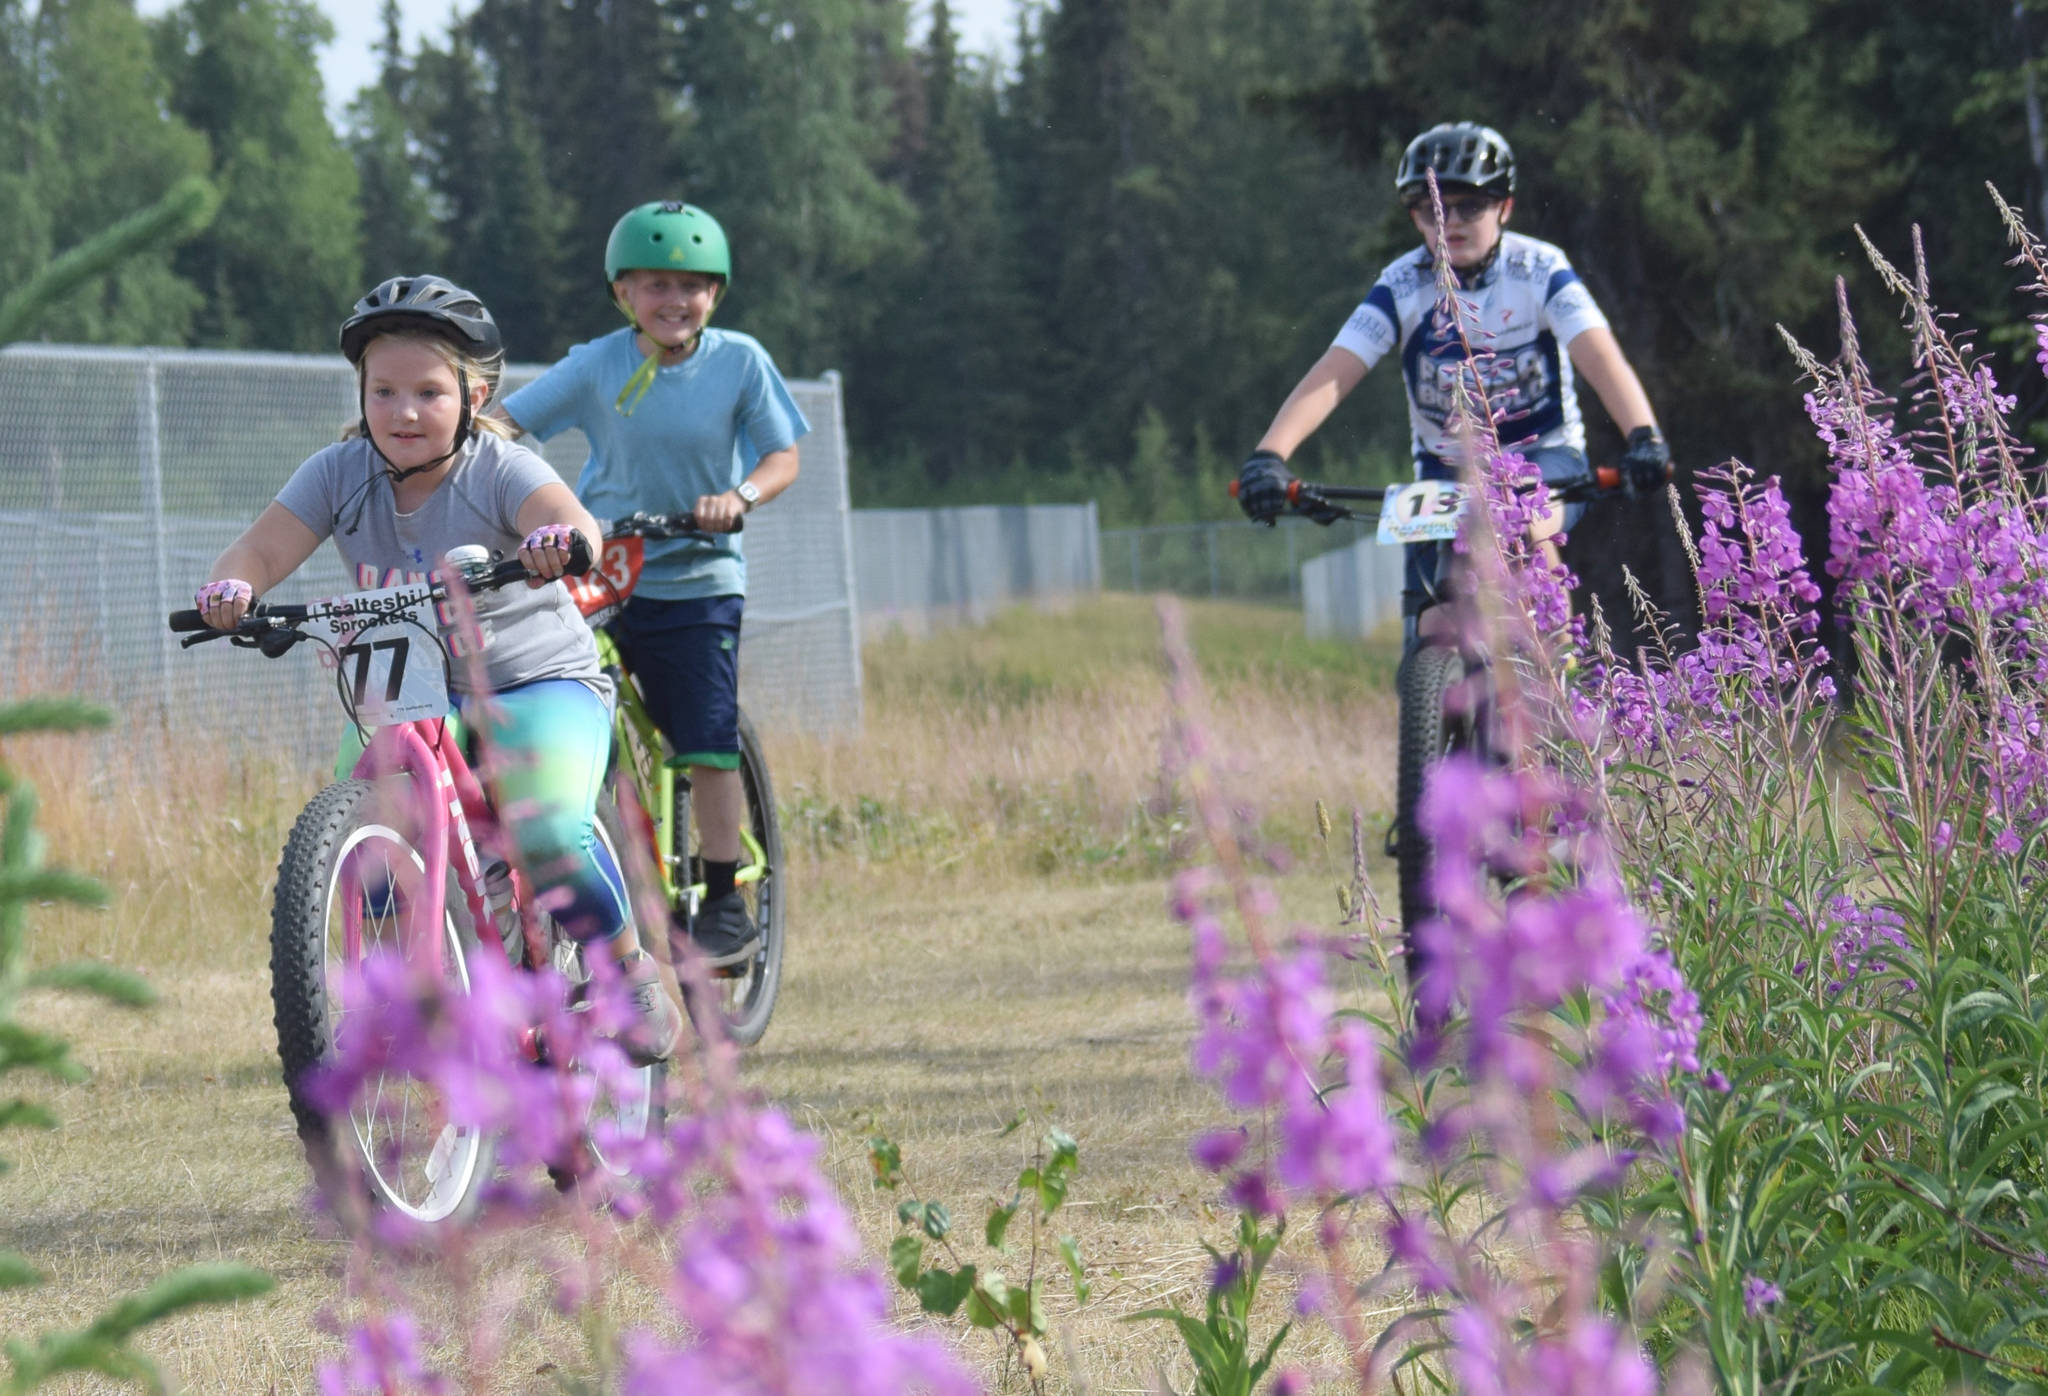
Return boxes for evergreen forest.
[6,0,2048,527]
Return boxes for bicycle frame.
[593,625,768,913]
[344,719,505,981]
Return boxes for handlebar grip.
[168,609,207,633]
[566,532,593,575]
[1285,479,1302,505]
[1227,479,1240,499]
[1595,465,1621,492]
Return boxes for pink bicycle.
[169,544,663,1224]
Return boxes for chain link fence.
[1301,534,1408,639]
[1099,516,1377,605]
[0,345,861,772]
[851,503,1099,635]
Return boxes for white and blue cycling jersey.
[1332,231,1609,472]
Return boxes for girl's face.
[361,337,484,473]
[613,269,722,351]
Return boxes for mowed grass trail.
[2,594,1403,1393]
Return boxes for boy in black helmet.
[1237,122,1670,640]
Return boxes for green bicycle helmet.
[604,201,732,287]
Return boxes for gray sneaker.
[617,949,682,1065]
[690,890,761,970]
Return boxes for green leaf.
[0,699,113,738]
[0,1250,41,1289]
[966,1271,1011,1329]
[986,1203,1017,1250]
[916,1264,973,1317]
[888,1234,924,1289]
[1058,1234,1091,1303]
[997,1107,1028,1137]
[0,177,220,344]
[0,869,106,909]
[24,962,154,1007]
[0,1099,61,1132]
[1035,1165,1070,1214]
[868,1135,903,1190]
[921,1201,952,1240]
[896,1198,925,1230]
[1007,1278,1049,1335]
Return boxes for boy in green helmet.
[499,201,809,968]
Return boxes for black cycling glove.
[1236,450,1293,525]
[1621,425,1672,499]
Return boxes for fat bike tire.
[1394,645,1477,993]
[269,778,492,1227]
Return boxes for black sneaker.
[617,949,682,1065]
[690,890,761,970]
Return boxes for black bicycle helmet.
[1396,122,1516,200]
[339,274,502,365]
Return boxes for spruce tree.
[155,0,362,349]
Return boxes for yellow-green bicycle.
[568,511,785,1046]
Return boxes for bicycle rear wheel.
[1394,645,1481,994]
[675,710,786,1047]
[270,779,492,1226]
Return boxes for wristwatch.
[736,480,761,512]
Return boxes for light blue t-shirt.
[503,326,810,600]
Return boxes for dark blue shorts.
[611,594,743,770]
[1403,445,1593,604]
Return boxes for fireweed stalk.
[1551,195,2048,1392]
[304,578,976,1394]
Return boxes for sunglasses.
[1404,196,1501,225]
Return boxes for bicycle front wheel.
[1394,645,1480,980]
[270,779,492,1226]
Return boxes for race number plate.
[312,584,450,724]
[565,536,645,623]
[1377,478,1466,545]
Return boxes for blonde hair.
[341,328,512,441]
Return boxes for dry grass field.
[1,595,1405,1393]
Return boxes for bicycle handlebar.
[1228,462,1646,523]
[601,510,740,540]
[166,534,595,639]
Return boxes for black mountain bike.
[1242,464,1633,989]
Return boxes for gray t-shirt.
[274,433,610,703]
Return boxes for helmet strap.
[612,290,720,416]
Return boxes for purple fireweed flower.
[1190,1126,1248,1174]
[1743,1275,1783,1318]
[1386,1212,1454,1296]
[317,1309,447,1395]
[1449,1300,1657,1396]
[1181,894,1400,1205]
[1672,463,1831,714]
[618,1102,979,1395]
[1275,1019,1398,1197]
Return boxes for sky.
[139,0,1023,120]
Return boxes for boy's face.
[613,268,723,350]
[1405,186,1512,271]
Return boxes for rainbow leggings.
[335,679,629,943]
